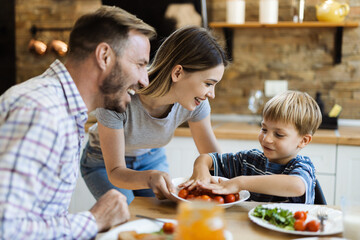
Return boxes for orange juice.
[175,201,225,240]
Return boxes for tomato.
[234,193,240,201]
[195,195,203,200]
[178,189,188,199]
[224,194,235,203]
[200,195,212,202]
[294,211,307,221]
[294,219,306,231]
[186,194,195,200]
[305,220,320,232]
[213,196,225,204]
[163,222,176,234]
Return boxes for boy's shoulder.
[287,155,316,172]
[233,149,267,163]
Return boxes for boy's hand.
[178,172,213,191]
[179,153,214,190]
[197,178,241,195]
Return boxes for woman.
[81,26,228,204]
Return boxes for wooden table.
[124,197,343,240]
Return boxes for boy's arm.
[200,174,306,197]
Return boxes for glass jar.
[175,201,225,240]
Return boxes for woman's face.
[172,64,225,111]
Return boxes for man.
[0,6,155,239]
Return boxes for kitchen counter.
[175,121,360,146]
[85,115,360,146]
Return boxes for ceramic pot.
[316,0,350,22]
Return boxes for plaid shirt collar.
[48,60,88,124]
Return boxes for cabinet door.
[217,139,261,153]
[69,133,96,213]
[299,144,336,205]
[336,145,360,205]
[165,137,199,178]
[300,144,336,174]
[165,137,261,178]
[316,175,335,205]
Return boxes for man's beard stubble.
[100,61,128,113]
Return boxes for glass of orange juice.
[175,201,225,240]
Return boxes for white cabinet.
[301,144,336,205]
[165,137,199,178]
[69,133,96,213]
[165,137,336,205]
[70,136,343,210]
[335,145,360,205]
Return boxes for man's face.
[100,30,150,112]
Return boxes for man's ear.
[298,134,312,149]
[171,65,183,82]
[95,42,114,71]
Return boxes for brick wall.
[15,0,360,118]
[15,0,101,83]
[207,0,360,119]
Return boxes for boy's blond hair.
[263,90,322,136]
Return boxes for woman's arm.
[98,122,175,199]
[188,115,221,153]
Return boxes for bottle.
[315,92,325,116]
[292,0,305,23]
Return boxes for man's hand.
[90,189,130,232]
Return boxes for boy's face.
[258,118,311,164]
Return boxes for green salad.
[252,205,296,230]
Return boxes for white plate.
[96,218,233,240]
[171,176,250,208]
[248,203,343,236]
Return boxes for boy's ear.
[298,134,312,149]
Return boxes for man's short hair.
[263,90,322,136]
[67,6,156,61]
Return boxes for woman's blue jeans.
[80,143,169,205]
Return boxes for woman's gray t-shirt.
[88,94,210,156]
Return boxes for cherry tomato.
[294,211,307,221]
[234,193,240,201]
[200,195,212,202]
[213,196,225,204]
[294,219,306,231]
[305,220,320,232]
[194,195,202,200]
[163,222,176,234]
[224,194,235,203]
[186,194,195,200]
[178,189,188,199]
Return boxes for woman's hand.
[146,170,177,201]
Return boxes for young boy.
[185,90,322,204]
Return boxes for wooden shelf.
[210,21,359,64]
[210,21,359,28]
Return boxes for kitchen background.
[6,0,360,118]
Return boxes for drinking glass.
[341,197,360,239]
[248,90,264,124]
[175,201,225,240]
